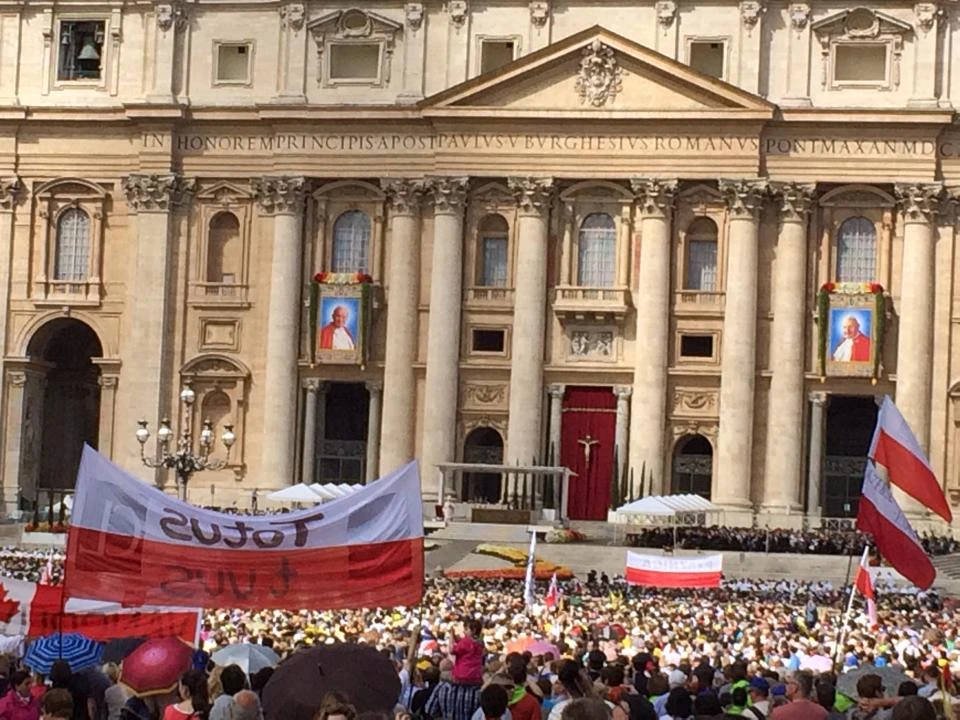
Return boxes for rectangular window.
[216,43,252,84]
[480,237,508,287]
[686,240,718,291]
[57,20,105,81]
[329,43,382,81]
[480,40,516,74]
[688,41,725,79]
[472,328,505,353]
[833,44,888,84]
[680,334,714,358]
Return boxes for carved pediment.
[307,8,402,41]
[811,7,912,40]
[195,181,253,205]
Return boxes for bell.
[77,40,99,61]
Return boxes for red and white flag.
[857,460,936,589]
[853,554,878,628]
[625,552,722,589]
[545,573,559,609]
[870,396,952,522]
[65,446,425,610]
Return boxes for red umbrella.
[506,636,561,659]
[119,637,194,697]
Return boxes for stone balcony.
[464,286,515,309]
[552,285,631,324]
[674,290,725,316]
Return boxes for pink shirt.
[451,636,484,684]
[0,689,40,720]
[769,699,828,720]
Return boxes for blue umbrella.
[24,632,104,674]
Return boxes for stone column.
[806,391,828,521]
[421,178,468,490]
[613,386,632,486]
[763,184,814,519]
[628,179,677,497]
[505,177,553,471]
[251,176,306,487]
[894,183,942,513]
[379,179,424,476]
[122,174,195,476]
[714,179,767,518]
[547,384,565,464]
[95,371,120,460]
[0,177,20,496]
[301,379,320,484]
[1,370,27,515]
[366,380,383,482]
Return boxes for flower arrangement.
[817,282,886,382]
[313,272,373,285]
[544,529,586,544]
[446,544,574,580]
[24,521,67,533]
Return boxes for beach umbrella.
[119,637,194,697]
[102,637,147,664]
[24,632,103,674]
[212,644,279,676]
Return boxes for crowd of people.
[627,526,960,556]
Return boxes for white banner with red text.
[625,552,722,588]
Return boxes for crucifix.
[578,434,600,472]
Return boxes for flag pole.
[834,544,869,668]
[523,529,538,610]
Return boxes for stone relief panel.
[672,388,719,417]
[199,318,241,352]
[567,329,615,362]
[462,383,509,409]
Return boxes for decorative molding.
[365,380,384,394]
[0,176,21,211]
[656,0,677,29]
[195,181,253,206]
[548,384,566,400]
[613,385,633,400]
[405,2,424,30]
[914,2,941,34]
[307,10,401,81]
[789,3,811,32]
[507,176,553,216]
[740,0,765,30]
[812,9,910,90]
[671,422,718,441]
[279,3,306,31]
[718,178,769,218]
[575,40,623,107]
[156,2,187,32]
[123,174,196,213]
[895,182,944,222]
[381,178,426,216]
[673,388,719,417]
[448,0,468,27]
[428,176,469,215]
[8,371,26,388]
[774,182,815,222]
[98,375,119,389]
[631,178,678,218]
[463,384,508,407]
[463,415,507,435]
[530,0,550,27]
[568,330,614,360]
[809,391,829,407]
[251,176,306,215]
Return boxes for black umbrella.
[102,637,147,664]
[263,644,400,720]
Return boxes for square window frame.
[324,40,386,87]
[676,331,720,365]
[475,34,522,77]
[213,40,255,87]
[53,16,110,89]
[468,325,510,358]
[829,40,892,90]
[684,36,729,81]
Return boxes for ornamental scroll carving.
[124,174,196,213]
[405,2,424,30]
[156,2,187,32]
[251,176,306,215]
[895,182,944,222]
[740,0,764,30]
[463,384,508,408]
[673,388,719,417]
[789,3,810,32]
[575,40,623,107]
[718,178,769,218]
[279,3,306,31]
[0,177,21,210]
[656,0,677,28]
[448,0,468,27]
[671,422,718,441]
[508,177,553,216]
[914,3,940,34]
[631,178,678,218]
[774,182,815,222]
[530,0,550,26]
[381,178,426,215]
[428,176,468,215]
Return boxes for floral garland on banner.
[816,281,886,382]
[308,272,374,367]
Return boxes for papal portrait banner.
[309,272,373,368]
[64,447,424,610]
[816,281,886,381]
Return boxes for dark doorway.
[26,319,102,492]
[318,382,369,484]
[823,395,878,518]
[671,434,713,499]
[461,427,504,503]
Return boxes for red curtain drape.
[560,386,616,521]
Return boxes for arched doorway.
[26,319,102,494]
[671,434,713,499]
[823,395,877,518]
[461,427,503,503]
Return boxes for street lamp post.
[136,386,236,502]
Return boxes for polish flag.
[625,552,722,589]
[64,446,424,610]
[853,555,878,628]
[545,573,560,609]
[870,396,952,522]
[856,461,936,590]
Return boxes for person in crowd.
[49,662,90,720]
[313,701,357,720]
[659,687,692,720]
[230,691,261,720]
[813,681,844,720]
[163,670,209,720]
[769,671,826,720]
[476,685,509,720]
[503,655,538,720]
[0,669,40,720]
[890,697,936,720]
[547,661,593,720]
[102,664,129,720]
[850,674,893,720]
[208,665,245,720]
[692,693,723,719]
[560,699,611,720]
[744,678,769,718]
[40,691,72,720]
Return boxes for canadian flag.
[870,396,952,522]
[853,553,878,628]
[857,461,936,589]
[545,573,559,609]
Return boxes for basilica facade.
[1,0,960,527]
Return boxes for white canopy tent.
[611,494,722,547]
[308,483,364,502]
[266,484,324,503]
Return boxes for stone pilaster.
[505,177,553,472]
[714,179,768,518]
[763,183,814,521]
[421,177,468,490]
[252,176,306,487]
[301,379,321,484]
[807,391,828,520]
[628,178,676,497]
[613,385,632,488]
[365,380,383,482]
[379,179,425,476]
[0,176,21,495]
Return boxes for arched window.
[207,212,240,284]
[331,210,371,274]
[54,208,91,281]
[684,218,719,291]
[836,216,877,283]
[201,390,231,451]
[476,214,508,287]
[577,213,616,287]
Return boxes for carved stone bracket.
[448,0,468,28]
[789,3,811,32]
[427,176,469,215]
[914,2,941,34]
[405,2,424,30]
[809,391,829,407]
[656,0,677,29]
[614,385,633,400]
[671,421,718,441]
[279,3,306,31]
[251,176,307,215]
[124,174,196,213]
[530,0,550,26]
[156,2,188,32]
[631,178,678,218]
[575,40,623,107]
[548,384,566,401]
[895,182,944,223]
[774,182,815,223]
[740,0,765,30]
[718,178,769,218]
[673,388,719,417]
[508,177,554,217]
[0,176,22,211]
[381,178,426,216]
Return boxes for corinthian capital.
[773,182,815,223]
[508,177,553,216]
[631,178,677,218]
[0,176,21,211]
[251,176,306,215]
[124,174,196,213]
[381,178,425,216]
[427,176,468,215]
[895,182,944,223]
[719,178,769,218]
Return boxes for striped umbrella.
[24,632,104,674]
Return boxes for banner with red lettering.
[0,576,199,642]
[64,446,424,610]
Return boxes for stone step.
[428,522,552,543]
